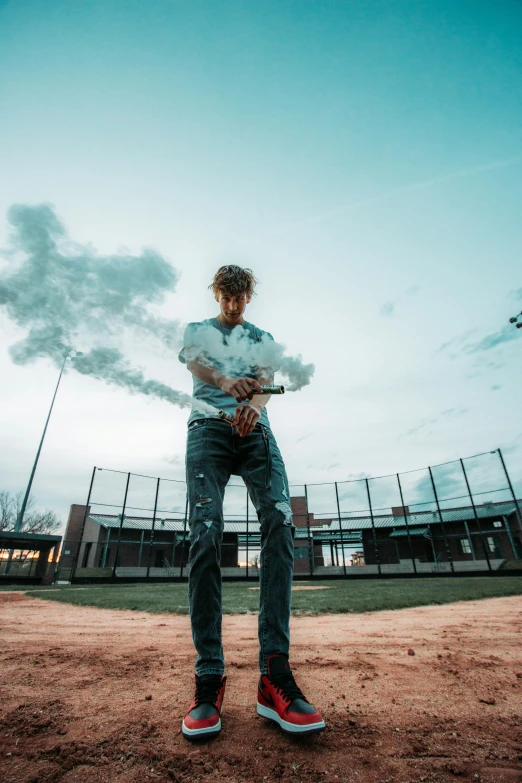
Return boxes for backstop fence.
[56,447,522,582]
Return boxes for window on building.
[460,539,472,554]
[493,520,502,528]
[82,542,92,567]
[487,537,496,554]
[294,547,309,560]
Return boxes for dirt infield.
[1,593,521,783]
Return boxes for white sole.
[257,702,326,735]
[181,717,221,739]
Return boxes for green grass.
[3,576,522,615]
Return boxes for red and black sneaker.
[182,674,226,740]
[257,655,325,736]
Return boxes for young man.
[179,265,325,740]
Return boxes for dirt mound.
[1,593,521,782]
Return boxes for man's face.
[215,290,251,325]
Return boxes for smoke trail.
[72,347,219,416]
[1,204,314,405]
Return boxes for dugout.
[0,531,62,585]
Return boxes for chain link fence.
[56,448,522,583]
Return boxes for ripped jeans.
[186,419,295,676]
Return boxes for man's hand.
[220,376,262,403]
[232,403,261,437]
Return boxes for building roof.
[88,499,520,535]
[0,531,62,548]
[389,527,430,538]
[329,500,519,530]
[301,529,362,542]
[89,514,263,534]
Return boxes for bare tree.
[0,490,60,534]
[249,554,261,571]
[0,491,12,530]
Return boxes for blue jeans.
[186,419,295,676]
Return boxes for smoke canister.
[255,385,285,394]
[218,386,284,426]
[218,410,235,425]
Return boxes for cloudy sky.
[1,0,521,530]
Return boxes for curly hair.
[209,265,258,297]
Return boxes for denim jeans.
[186,419,295,676]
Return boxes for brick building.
[58,497,522,580]
[59,495,326,579]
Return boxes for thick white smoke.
[0,204,314,407]
[0,204,181,366]
[183,322,315,391]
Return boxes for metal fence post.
[245,486,249,580]
[334,482,347,577]
[498,448,522,536]
[502,515,518,559]
[365,479,381,576]
[112,473,131,579]
[146,478,160,579]
[396,473,417,574]
[70,466,97,583]
[179,491,189,580]
[101,527,110,568]
[428,466,455,572]
[170,526,177,577]
[304,484,314,576]
[138,530,145,568]
[459,459,491,571]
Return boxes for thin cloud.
[436,319,521,358]
[463,324,521,354]
[500,433,522,457]
[163,455,182,466]
[402,424,425,438]
[441,408,468,417]
[380,301,395,318]
[306,462,341,471]
[435,332,472,356]
[268,155,522,236]
[408,470,466,507]
[400,408,469,439]
[379,285,419,318]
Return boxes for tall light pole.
[14,350,83,532]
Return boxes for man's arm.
[231,369,273,436]
[187,356,271,437]
[187,358,263,401]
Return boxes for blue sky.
[1,0,521,527]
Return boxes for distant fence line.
[50,447,522,583]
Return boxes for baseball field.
[1,578,522,783]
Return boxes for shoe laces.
[271,671,306,703]
[195,676,222,707]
